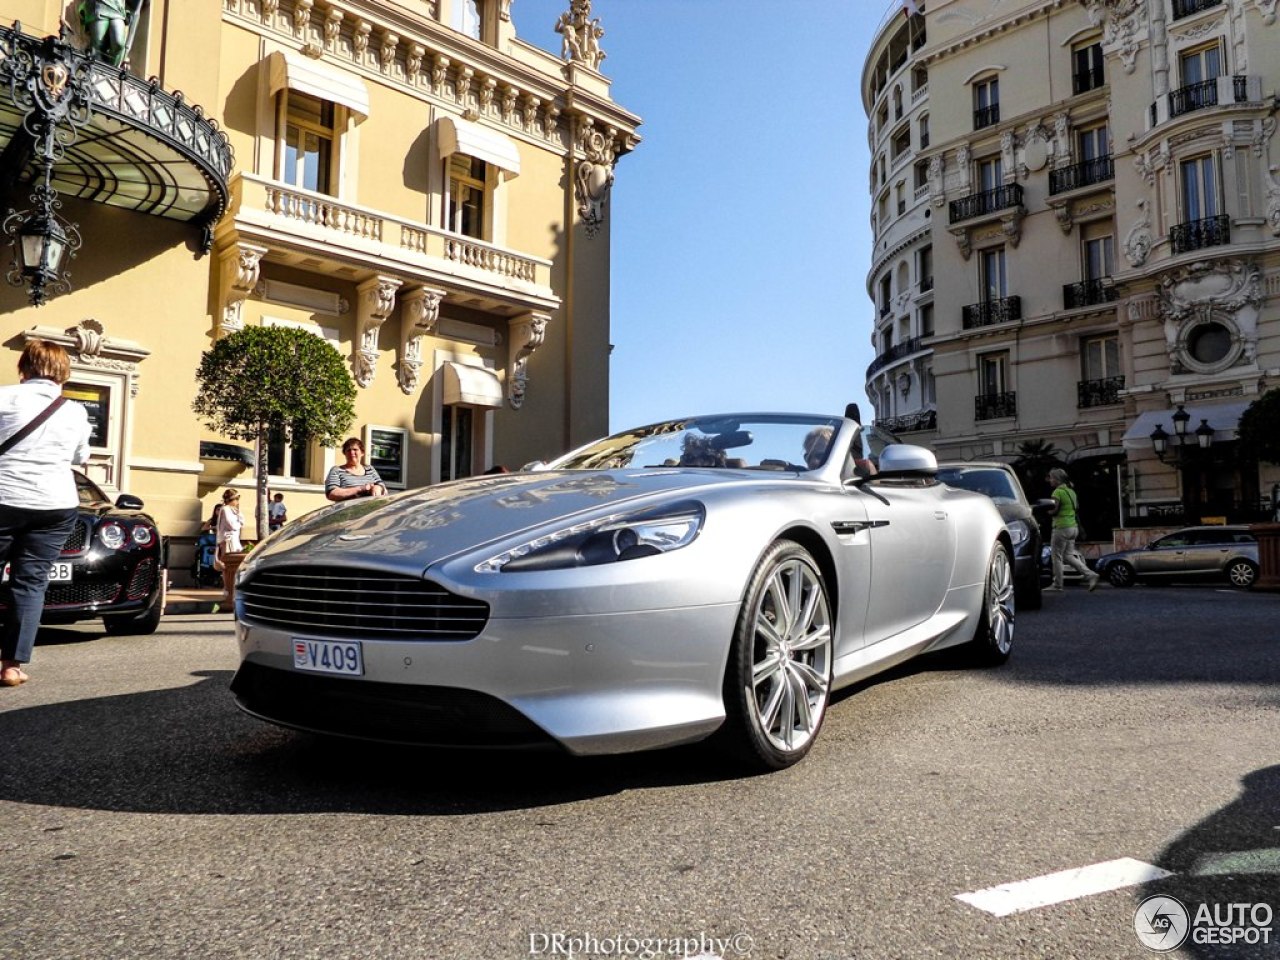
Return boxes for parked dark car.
[0,471,167,635]
[1095,526,1258,589]
[938,462,1048,609]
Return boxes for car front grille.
[231,661,551,748]
[239,565,490,641]
[44,582,120,607]
[125,559,156,600]
[60,519,91,556]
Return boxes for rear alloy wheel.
[1107,561,1135,588]
[723,540,833,771]
[969,541,1015,665]
[1226,559,1258,589]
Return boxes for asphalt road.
[1,584,1277,960]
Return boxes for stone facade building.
[864,0,1279,535]
[0,0,639,576]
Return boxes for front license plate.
[1,561,72,583]
[293,638,364,676]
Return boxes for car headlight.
[98,521,127,550]
[1005,519,1031,547]
[477,501,705,572]
[130,524,155,547]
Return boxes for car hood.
[246,468,786,576]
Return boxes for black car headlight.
[1006,519,1031,548]
[476,502,705,572]
[98,521,127,550]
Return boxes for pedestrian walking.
[0,340,92,687]
[215,488,244,601]
[1045,467,1100,593]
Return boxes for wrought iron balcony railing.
[949,183,1023,224]
[1172,0,1222,19]
[962,296,1021,329]
[919,276,933,293]
[1169,214,1230,254]
[973,104,1000,130]
[1063,278,1118,310]
[1049,155,1114,195]
[878,410,936,433]
[1073,67,1105,95]
[1077,376,1125,409]
[975,392,1017,421]
[1169,78,1218,117]
[865,336,923,379]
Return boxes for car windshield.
[937,467,1021,504]
[74,471,111,507]
[547,414,848,471]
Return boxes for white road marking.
[956,857,1174,917]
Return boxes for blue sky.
[512,1,899,432]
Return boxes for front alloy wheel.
[723,540,833,771]
[1226,559,1258,589]
[969,541,1015,665]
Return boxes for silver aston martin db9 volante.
[231,411,1015,770]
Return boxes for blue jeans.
[0,505,78,664]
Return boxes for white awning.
[1120,400,1250,450]
[442,362,504,408]
[268,50,369,122]
[437,115,521,177]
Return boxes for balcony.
[1172,0,1222,19]
[1151,75,1257,128]
[973,104,1000,130]
[919,276,934,293]
[975,392,1017,421]
[1063,278,1118,310]
[878,410,936,433]
[1049,155,1114,195]
[1078,376,1125,409]
[962,296,1021,330]
[227,174,557,310]
[1169,214,1230,254]
[1073,67,1105,96]
[866,336,923,379]
[949,184,1023,224]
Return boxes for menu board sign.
[63,382,109,448]
[368,428,404,486]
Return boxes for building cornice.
[920,0,1070,68]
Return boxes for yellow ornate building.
[0,0,640,578]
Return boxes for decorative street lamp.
[1150,405,1214,463]
[1,29,91,306]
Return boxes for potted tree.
[193,326,357,594]
[1237,389,1280,591]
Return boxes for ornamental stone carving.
[1123,198,1153,267]
[575,117,617,238]
[406,43,424,83]
[323,7,342,49]
[1083,0,1146,74]
[556,0,606,71]
[927,155,944,207]
[24,321,150,397]
[1266,166,1280,237]
[432,54,450,93]
[293,0,312,37]
[398,286,445,394]
[507,313,549,409]
[1262,0,1278,25]
[218,242,268,337]
[353,275,402,388]
[1158,259,1261,372]
[379,31,399,72]
[353,20,371,62]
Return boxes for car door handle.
[934,511,947,520]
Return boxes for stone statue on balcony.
[555,0,606,71]
[77,0,144,68]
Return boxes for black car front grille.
[60,519,91,556]
[44,582,120,607]
[239,565,490,641]
[231,661,551,747]
[125,559,156,600]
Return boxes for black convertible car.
[0,471,167,635]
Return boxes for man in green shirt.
[1046,467,1100,592]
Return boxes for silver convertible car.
[230,412,1015,770]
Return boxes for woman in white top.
[0,341,91,687]
[215,488,244,600]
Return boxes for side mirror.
[1032,498,1056,515]
[877,444,937,476]
[115,493,145,510]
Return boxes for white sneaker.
[1043,585,1063,592]
[1087,575,1101,592]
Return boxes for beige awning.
[437,115,521,177]
[268,50,369,121]
[1121,401,1250,450]
[442,362,504,408]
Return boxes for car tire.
[968,541,1015,666]
[721,539,833,771]
[1016,567,1042,610]
[103,584,165,636]
[1107,561,1135,588]
[1226,559,1258,589]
